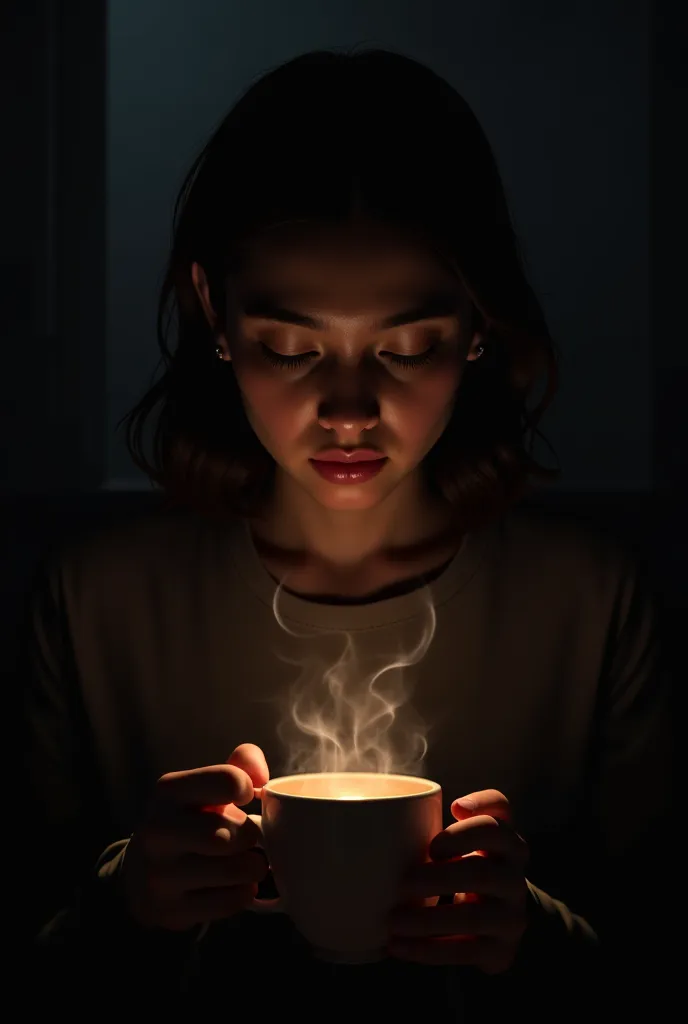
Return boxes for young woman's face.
[193,222,483,512]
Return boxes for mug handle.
[247,813,284,914]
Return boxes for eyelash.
[259,346,316,370]
[258,343,438,371]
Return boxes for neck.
[251,469,456,570]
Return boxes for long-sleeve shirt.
[20,502,672,1015]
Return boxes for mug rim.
[261,771,441,802]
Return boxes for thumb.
[227,743,270,794]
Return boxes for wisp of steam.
[272,585,436,776]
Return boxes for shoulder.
[40,503,242,603]
[493,503,650,616]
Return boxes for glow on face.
[225,224,477,512]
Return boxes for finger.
[389,934,514,972]
[451,790,511,823]
[164,884,257,931]
[429,816,528,867]
[402,856,524,903]
[153,849,269,898]
[154,764,256,810]
[389,897,524,942]
[227,744,270,792]
[142,807,262,861]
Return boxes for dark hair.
[123,48,559,529]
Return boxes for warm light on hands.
[122,743,270,931]
[388,789,529,974]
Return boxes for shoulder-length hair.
[123,48,559,529]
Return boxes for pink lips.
[309,451,388,485]
[312,448,384,463]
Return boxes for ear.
[191,262,231,361]
[466,331,484,362]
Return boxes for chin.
[311,484,387,512]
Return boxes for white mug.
[248,771,442,964]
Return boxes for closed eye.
[258,345,318,369]
[258,342,440,371]
[381,347,437,369]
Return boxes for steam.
[273,585,436,776]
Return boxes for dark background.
[1,0,685,841]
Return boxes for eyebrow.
[240,292,460,329]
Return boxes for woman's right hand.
[121,743,270,932]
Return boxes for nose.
[317,376,380,439]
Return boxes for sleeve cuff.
[510,880,600,979]
[38,838,201,951]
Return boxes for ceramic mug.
[248,771,442,963]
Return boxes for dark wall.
[653,2,688,496]
[1,0,106,492]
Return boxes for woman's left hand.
[388,789,529,974]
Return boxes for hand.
[122,743,269,931]
[388,789,529,974]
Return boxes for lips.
[311,448,385,463]
[309,455,388,485]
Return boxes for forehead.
[234,221,458,305]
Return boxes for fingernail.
[455,797,477,811]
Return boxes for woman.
[22,50,669,1014]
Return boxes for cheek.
[383,374,460,445]
[233,368,313,450]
